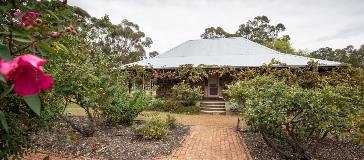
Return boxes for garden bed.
[241,131,364,160]
[32,117,190,160]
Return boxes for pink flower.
[49,31,61,38]
[14,11,21,16]
[0,54,53,96]
[18,12,39,28]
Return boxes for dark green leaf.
[0,75,4,82]
[0,84,13,99]
[39,43,56,54]
[0,110,9,133]
[37,47,48,56]
[46,10,60,21]
[0,43,11,61]
[23,95,41,116]
[58,43,69,53]
[10,27,29,38]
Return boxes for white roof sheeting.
[129,37,340,68]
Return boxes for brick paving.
[157,125,249,160]
[26,113,250,160]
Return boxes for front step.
[200,107,226,111]
[200,104,225,108]
[200,110,226,115]
[199,100,226,115]
[200,101,225,104]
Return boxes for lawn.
[65,104,241,128]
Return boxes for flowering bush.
[15,11,39,28]
[1,0,154,158]
[0,1,80,158]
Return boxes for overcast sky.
[69,0,364,54]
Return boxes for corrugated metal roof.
[128,37,340,68]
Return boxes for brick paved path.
[157,125,249,160]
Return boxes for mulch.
[241,131,364,160]
[32,117,190,160]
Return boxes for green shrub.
[170,81,203,106]
[145,99,200,114]
[227,76,364,159]
[146,99,166,111]
[165,114,176,128]
[133,116,169,140]
[100,91,150,125]
[162,99,181,112]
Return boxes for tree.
[149,51,159,58]
[0,1,154,157]
[309,45,364,67]
[200,27,233,39]
[200,16,293,53]
[349,45,364,67]
[235,16,288,44]
[265,38,294,54]
[88,17,153,65]
[309,47,337,61]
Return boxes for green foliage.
[265,38,295,54]
[0,1,81,158]
[0,93,63,159]
[227,76,364,159]
[165,114,176,128]
[200,15,291,53]
[89,17,153,64]
[227,76,276,107]
[170,81,203,106]
[146,98,168,111]
[1,0,154,157]
[149,51,159,58]
[146,99,200,114]
[99,91,150,125]
[23,95,41,116]
[133,116,169,140]
[200,26,234,39]
[162,99,182,111]
[236,15,288,44]
[309,45,364,67]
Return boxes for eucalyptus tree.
[200,16,294,54]
[309,45,364,67]
[87,16,153,65]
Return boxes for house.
[128,37,340,113]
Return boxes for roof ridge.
[235,37,336,61]
[157,40,191,58]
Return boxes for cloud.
[69,0,364,52]
[316,23,364,42]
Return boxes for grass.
[63,104,242,128]
[138,111,241,128]
[172,106,200,114]
[64,103,87,116]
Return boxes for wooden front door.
[207,75,219,97]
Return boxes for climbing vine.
[125,59,364,89]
